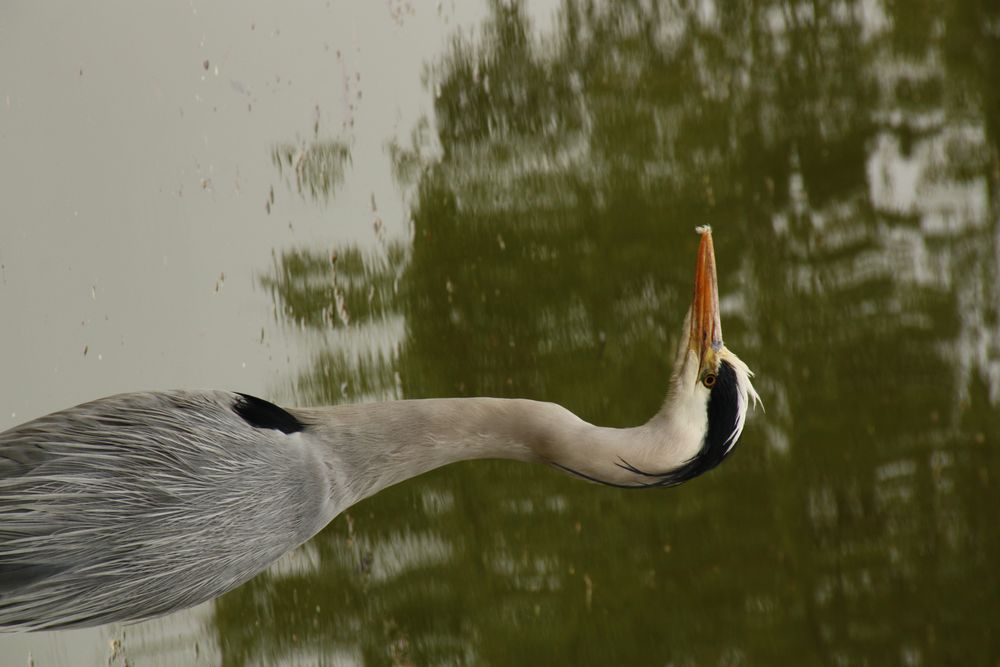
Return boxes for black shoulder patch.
[232,393,305,434]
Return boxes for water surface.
[1,0,999,665]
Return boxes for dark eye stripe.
[704,361,740,456]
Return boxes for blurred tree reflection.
[217,0,1000,664]
[271,140,352,201]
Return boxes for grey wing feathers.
[0,391,329,631]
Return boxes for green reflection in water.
[221,0,1000,664]
[271,139,352,202]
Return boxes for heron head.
[652,226,760,484]
[526,226,760,490]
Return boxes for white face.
[672,305,760,449]
[660,346,716,461]
[620,341,759,487]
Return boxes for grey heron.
[0,227,758,631]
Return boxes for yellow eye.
[702,373,717,389]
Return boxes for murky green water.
[3,0,1000,665]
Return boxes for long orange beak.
[689,226,723,368]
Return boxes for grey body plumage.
[0,391,332,630]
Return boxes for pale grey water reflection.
[2,0,1000,665]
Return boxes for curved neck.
[292,396,702,516]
